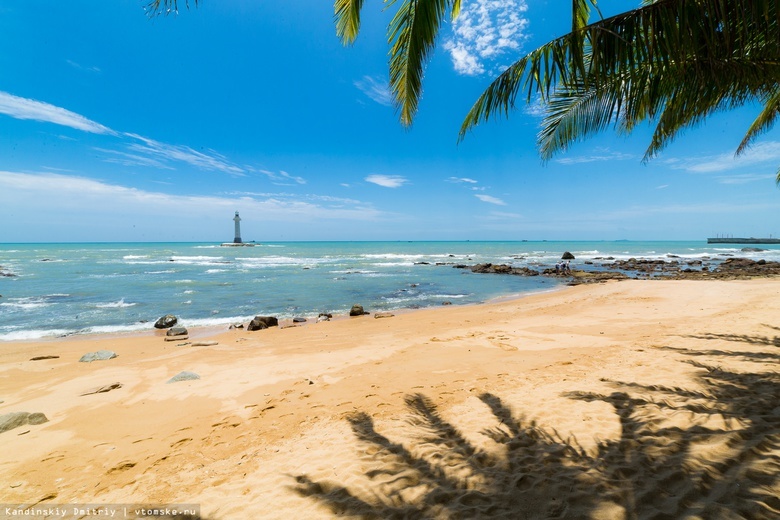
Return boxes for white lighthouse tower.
[233,211,242,244]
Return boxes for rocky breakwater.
[455,262,629,285]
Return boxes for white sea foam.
[0,328,72,341]
[96,298,136,308]
[1,302,50,310]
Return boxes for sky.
[1,0,779,242]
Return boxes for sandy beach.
[1,279,779,519]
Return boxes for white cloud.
[0,91,115,134]
[252,168,306,185]
[0,171,380,223]
[475,193,507,205]
[444,0,530,76]
[95,147,175,170]
[555,150,636,165]
[670,141,780,173]
[354,76,394,107]
[124,133,246,176]
[716,173,777,185]
[66,59,101,73]
[365,174,408,188]
[656,184,669,190]
[448,176,479,183]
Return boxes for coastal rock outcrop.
[79,350,118,363]
[350,305,368,316]
[166,326,189,337]
[248,316,278,331]
[0,412,49,434]
[154,314,178,329]
[468,263,540,276]
[562,252,575,260]
[167,371,200,384]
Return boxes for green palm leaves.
[336,0,462,126]
[339,0,780,179]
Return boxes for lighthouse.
[233,211,242,244]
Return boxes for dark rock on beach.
[0,412,49,434]
[248,316,278,331]
[154,314,178,329]
[167,371,200,384]
[79,350,118,363]
[562,251,575,260]
[80,382,122,396]
[166,325,189,337]
[350,304,368,316]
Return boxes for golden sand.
[1,279,778,519]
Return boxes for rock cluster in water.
[455,256,780,285]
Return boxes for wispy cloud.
[0,171,381,222]
[365,174,408,188]
[669,141,780,174]
[0,91,115,135]
[252,168,306,185]
[124,133,246,176]
[716,173,777,185]
[555,150,636,165]
[475,193,507,205]
[447,176,479,184]
[66,59,101,73]
[95,147,176,170]
[354,76,394,107]
[656,184,669,190]
[444,0,530,76]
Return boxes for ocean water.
[2,240,779,341]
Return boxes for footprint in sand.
[170,438,192,448]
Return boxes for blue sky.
[1,0,778,242]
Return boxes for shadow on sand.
[292,333,780,519]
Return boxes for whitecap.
[96,298,136,308]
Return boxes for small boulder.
[167,371,200,384]
[562,252,575,260]
[154,314,178,329]
[349,304,368,316]
[79,350,117,363]
[254,316,279,327]
[293,317,307,323]
[166,326,189,337]
[0,412,49,434]
[248,316,278,331]
[247,320,268,331]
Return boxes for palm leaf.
[461,0,780,161]
[335,0,365,45]
[144,0,197,16]
[387,0,460,126]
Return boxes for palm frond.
[387,0,459,126]
[335,0,365,45]
[144,0,196,16]
[461,0,780,161]
[737,89,780,156]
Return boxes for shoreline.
[0,283,570,345]
[1,278,778,518]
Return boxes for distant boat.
[707,237,780,244]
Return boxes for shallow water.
[1,240,778,340]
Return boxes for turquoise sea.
[2,241,779,341]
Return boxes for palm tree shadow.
[292,393,610,519]
[570,343,780,518]
[292,343,780,518]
